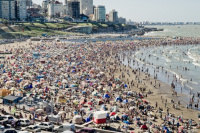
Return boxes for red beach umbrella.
[110,112,116,116]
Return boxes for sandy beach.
[0,38,199,133]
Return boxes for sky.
[34,0,200,22]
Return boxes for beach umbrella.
[36,109,44,113]
[73,100,79,105]
[10,87,16,91]
[58,111,66,116]
[92,91,97,96]
[100,104,107,110]
[129,106,136,110]
[70,84,76,88]
[150,112,155,116]
[30,107,35,111]
[82,91,86,94]
[88,102,93,105]
[124,84,128,87]
[142,99,148,104]
[122,99,128,104]
[80,101,85,105]
[115,97,122,102]
[123,121,130,125]
[110,112,116,116]
[85,117,90,122]
[103,94,110,98]
[122,114,128,119]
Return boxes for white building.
[63,2,68,16]
[48,1,65,17]
[17,0,27,20]
[109,9,118,22]
[80,0,93,16]
[94,5,105,22]
[42,0,50,14]
[1,0,16,20]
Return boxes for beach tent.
[93,111,108,124]
[73,115,82,124]
[3,95,22,104]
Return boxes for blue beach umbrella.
[103,94,110,98]
[123,121,130,125]
[115,97,122,102]
[124,84,128,87]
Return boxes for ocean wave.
[164,68,187,85]
[152,54,157,57]
[135,51,140,56]
[190,81,198,85]
[173,56,180,61]
[182,59,190,62]
[186,84,195,90]
[187,51,197,62]
[193,62,200,67]
[169,50,176,54]
[162,56,171,62]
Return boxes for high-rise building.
[63,0,68,16]
[0,0,2,18]
[94,5,105,22]
[64,0,67,5]
[80,0,93,16]
[48,1,64,17]
[1,0,16,20]
[109,9,118,22]
[26,0,32,8]
[118,17,126,24]
[16,0,27,20]
[68,0,80,19]
[42,0,50,14]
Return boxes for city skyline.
[33,0,200,22]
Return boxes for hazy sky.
[34,0,200,22]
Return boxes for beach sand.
[0,39,199,133]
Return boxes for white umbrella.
[36,109,44,113]
[58,111,66,116]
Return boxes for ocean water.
[144,25,200,37]
[133,45,200,96]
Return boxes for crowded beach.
[0,37,199,133]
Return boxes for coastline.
[113,44,199,132]
[0,38,199,133]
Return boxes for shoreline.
[111,42,200,132]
